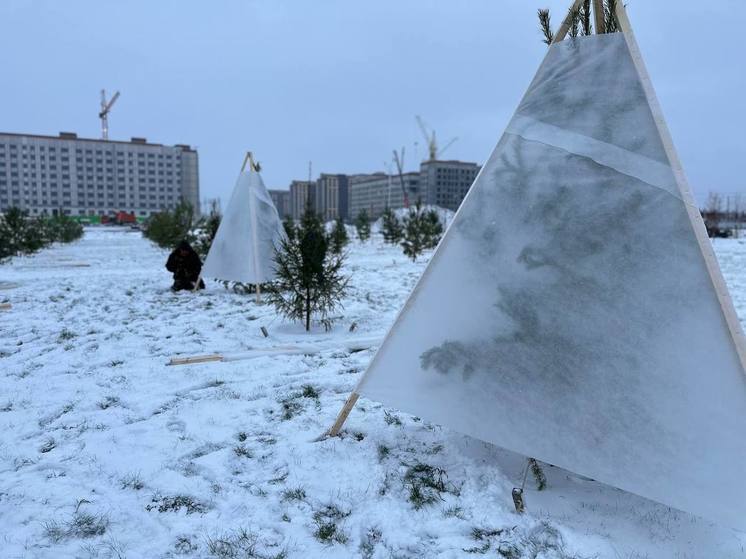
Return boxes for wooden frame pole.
[552,0,585,44]
[592,0,605,34]
[328,392,360,436]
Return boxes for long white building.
[0,131,199,219]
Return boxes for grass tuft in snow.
[233,444,253,458]
[120,472,144,490]
[300,384,320,400]
[403,462,455,510]
[57,328,77,342]
[97,396,121,410]
[377,444,390,462]
[312,504,351,544]
[383,410,402,426]
[43,511,110,542]
[39,437,56,453]
[146,493,208,514]
[359,527,383,558]
[205,527,287,559]
[280,487,306,502]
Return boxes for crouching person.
[166,240,205,291]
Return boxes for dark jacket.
[166,241,203,283]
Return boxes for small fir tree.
[269,206,349,331]
[381,207,403,244]
[401,201,428,262]
[355,210,371,242]
[422,209,444,249]
[329,216,349,254]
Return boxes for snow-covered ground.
[1,228,745,558]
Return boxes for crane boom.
[393,147,410,209]
[438,137,458,159]
[104,91,120,113]
[99,89,121,140]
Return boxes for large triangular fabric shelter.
[201,153,285,294]
[329,3,746,531]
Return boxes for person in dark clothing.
[166,240,205,291]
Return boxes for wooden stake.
[256,283,261,304]
[327,392,360,436]
[168,354,223,366]
[552,0,586,43]
[592,0,605,34]
[192,274,203,293]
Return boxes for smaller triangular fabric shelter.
[202,157,285,286]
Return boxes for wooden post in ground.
[592,0,605,34]
[327,392,360,436]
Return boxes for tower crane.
[416,115,458,161]
[99,89,121,140]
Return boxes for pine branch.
[537,9,554,46]
[528,458,547,491]
[604,0,620,33]
[580,0,592,35]
[567,5,581,38]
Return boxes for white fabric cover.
[355,33,746,531]
[202,169,285,284]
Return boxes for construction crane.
[392,147,410,209]
[416,115,457,161]
[99,89,120,140]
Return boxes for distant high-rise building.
[348,172,421,220]
[420,159,480,212]
[0,131,199,218]
[285,159,480,222]
[314,173,349,221]
[268,189,290,219]
[289,179,315,220]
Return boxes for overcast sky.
[1,1,743,207]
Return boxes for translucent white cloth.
[202,169,285,284]
[355,33,746,531]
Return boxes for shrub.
[381,207,403,244]
[143,199,196,249]
[355,210,371,242]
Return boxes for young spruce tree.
[269,205,348,331]
[381,207,403,244]
[282,215,296,242]
[329,216,349,254]
[401,201,428,262]
[422,209,444,249]
[355,210,371,242]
